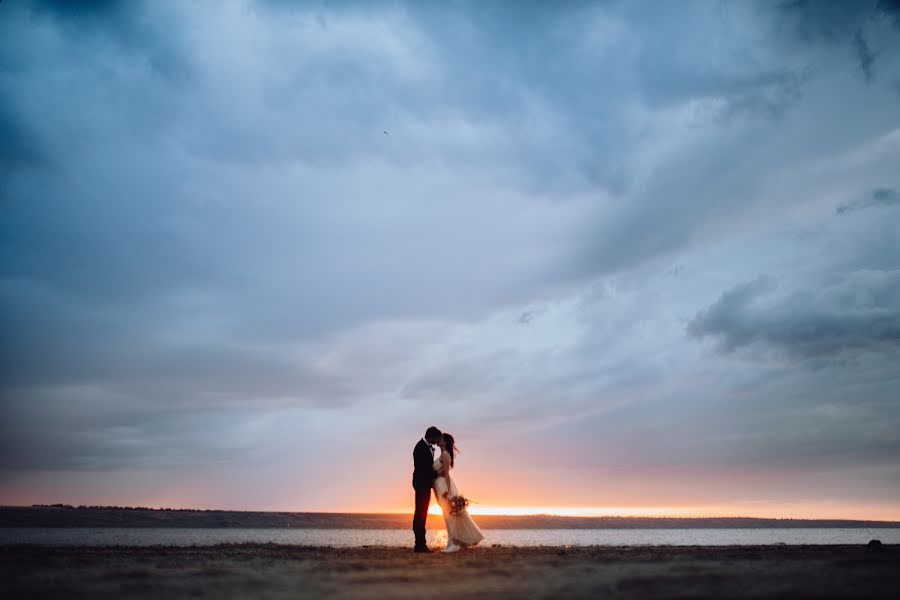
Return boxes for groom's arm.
[413,443,431,473]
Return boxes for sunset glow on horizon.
[419,504,900,521]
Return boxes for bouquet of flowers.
[449,495,471,516]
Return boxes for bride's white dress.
[433,458,484,547]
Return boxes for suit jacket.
[412,439,435,490]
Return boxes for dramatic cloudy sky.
[2,0,899,518]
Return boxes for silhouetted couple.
[412,426,484,553]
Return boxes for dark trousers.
[412,485,431,548]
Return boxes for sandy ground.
[2,543,898,599]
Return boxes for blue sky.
[1,0,899,517]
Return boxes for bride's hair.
[442,433,456,468]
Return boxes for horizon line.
[10,504,900,523]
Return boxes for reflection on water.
[1,528,898,547]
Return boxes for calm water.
[1,528,897,547]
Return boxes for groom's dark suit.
[412,438,435,550]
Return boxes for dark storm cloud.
[854,29,876,82]
[837,188,900,214]
[687,271,900,359]
[24,0,185,60]
[27,0,124,17]
[0,95,46,169]
[776,0,900,80]
[776,0,900,38]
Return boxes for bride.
[433,433,484,552]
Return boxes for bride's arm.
[441,454,453,499]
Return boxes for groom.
[412,426,442,553]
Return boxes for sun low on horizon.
[1,0,899,523]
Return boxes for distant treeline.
[31,504,234,512]
[5,505,899,529]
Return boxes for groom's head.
[424,426,442,444]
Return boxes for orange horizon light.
[405,504,900,521]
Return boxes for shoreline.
[4,506,899,529]
[2,543,898,599]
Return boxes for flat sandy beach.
[2,543,898,599]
